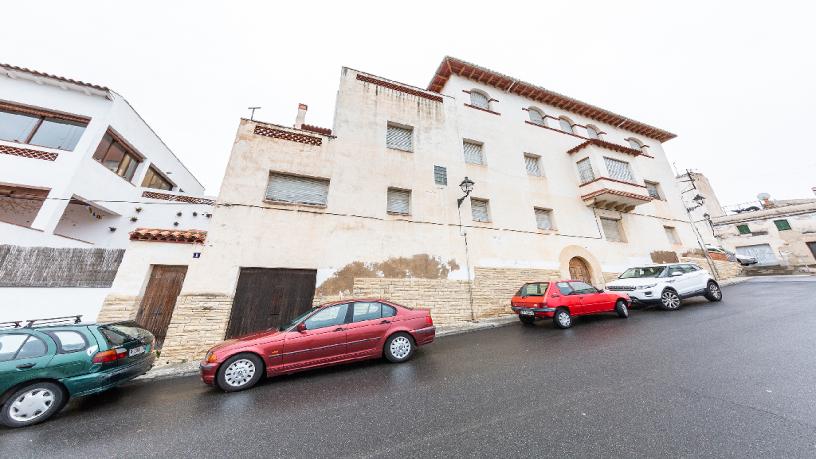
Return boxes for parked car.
[200,299,435,392]
[510,280,631,329]
[0,316,156,428]
[707,245,757,266]
[605,263,722,310]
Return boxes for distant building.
[675,170,724,246]
[0,63,212,321]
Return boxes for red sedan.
[200,299,435,391]
[511,280,630,328]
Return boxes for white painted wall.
[0,288,109,323]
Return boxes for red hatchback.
[511,280,630,329]
[200,299,435,391]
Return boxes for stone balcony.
[579,177,652,212]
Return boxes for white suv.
[605,263,722,310]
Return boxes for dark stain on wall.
[650,251,679,264]
[317,254,459,296]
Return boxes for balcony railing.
[579,177,652,212]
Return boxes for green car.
[0,316,156,428]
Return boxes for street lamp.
[457,177,475,208]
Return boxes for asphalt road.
[3,276,816,458]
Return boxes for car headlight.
[639,284,657,290]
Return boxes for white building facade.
[100,57,707,362]
[0,63,212,322]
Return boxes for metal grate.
[266,173,330,206]
[645,181,661,199]
[470,91,489,110]
[535,208,553,230]
[387,188,411,214]
[463,141,484,165]
[434,165,447,185]
[604,157,635,182]
[524,154,541,176]
[576,158,595,184]
[471,198,490,222]
[386,124,413,151]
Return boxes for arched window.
[586,124,600,140]
[528,107,545,125]
[627,137,644,150]
[469,90,490,110]
[558,117,574,134]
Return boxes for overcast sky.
[3,1,814,205]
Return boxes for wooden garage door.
[226,268,317,339]
[136,265,188,348]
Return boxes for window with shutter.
[470,198,490,222]
[576,158,595,184]
[387,188,411,215]
[601,217,623,242]
[524,154,541,176]
[604,157,635,182]
[559,117,574,133]
[737,224,751,235]
[664,226,680,244]
[434,165,447,185]
[645,181,661,200]
[463,141,484,165]
[774,219,791,231]
[470,91,490,110]
[534,208,553,230]
[528,108,544,125]
[386,124,413,151]
[266,172,330,206]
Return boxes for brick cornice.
[253,125,323,146]
[567,139,652,158]
[0,144,58,161]
[141,191,214,205]
[356,74,443,103]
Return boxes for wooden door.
[226,268,317,339]
[568,257,592,284]
[136,265,188,348]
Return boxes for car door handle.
[16,363,36,369]
[380,320,391,324]
[333,327,346,332]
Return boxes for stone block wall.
[680,257,743,280]
[96,295,140,323]
[158,294,233,364]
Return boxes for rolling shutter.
[387,188,410,214]
[463,141,484,165]
[386,125,413,151]
[524,154,541,176]
[576,158,595,184]
[604,157,635,182]
[535,208,553,230]
[471,198,490,222]
[266,173,329,206]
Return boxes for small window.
[434,165,447,186]
[304,304,349,330]
[0,335,31,362]
[586,125,600,140]
[387,188,411,215]
[141,166,174,191]
[601,217,624,242]
[558,117,574,134]
[352,302,382,322]
[386,123,413,152]
[534,208,554,230]
[556,282,573,295]
[667,265,686,277]
[524,154,542,176]
[463,140,484,165]
[15,335,48,360]
[774,219,792,231]
[0,106,87,151]
[604,157,635,182]
[627,138,645,150]
[382,304,397,318]
[664,226,681,245]
[0,110,40,143]
[576,158,595,184]
[528,108,545,125]
[470,198,490,222]
[93,132,142,181]
[737,224,751,235]
[48,331,87,353]
[266,172,330,206]
[645,181,662,200]
[469,90,490,110]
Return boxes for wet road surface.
[2,276,816,457]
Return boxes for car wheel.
[660,289,682,310]
[615,300,629,318]
[519,315,535,325]
[704,281,723,302]
[384,332,415,363]
[0,381,66,428]
[216,353,264,392]
[553,308,572,329]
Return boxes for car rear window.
[516,282,549,296]
[99,324,151,346]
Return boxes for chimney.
[294,103,307,129]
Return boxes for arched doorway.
[568,257,593,284]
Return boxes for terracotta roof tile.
[129,228,207,244]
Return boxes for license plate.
[520,309,534,316]
[129,345,146,356]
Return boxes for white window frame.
[534,207,554,230]
[470,198,491,223]
[463,140,485,165]
[524,153,542,176]
[386,188,411,215]
[386,122,413,152]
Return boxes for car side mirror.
[296,322,307,333]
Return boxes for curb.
[436,316,518,337]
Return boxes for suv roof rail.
[23,315,83,328]
[0,320,24,329]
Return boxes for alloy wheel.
[557,311,571,327]
[9,388,54,422]
[709,283,721,299]
[389,336,412,360]
[224,359,256,388]
[662,291,680,309]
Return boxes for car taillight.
[92,347,128,364]
[425,314,433,326]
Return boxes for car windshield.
[619,266,666,279]
[279,307,318,331]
